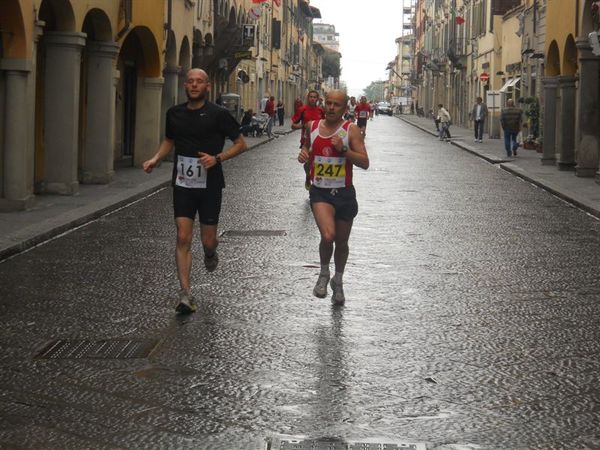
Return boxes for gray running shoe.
[330,278,345,305]
[204,251,219,272]
[313,273,330,298]
[175,289,197,314]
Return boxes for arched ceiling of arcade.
[562,35,578,76]
[119,26,161,77]
[546,40,561,77]
[0,0,31,58]
[82,8,113,42]
[38,0,76,32]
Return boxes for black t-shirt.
[165,101,241,189]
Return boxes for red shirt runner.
[354,102,372,120]
[308,119,354,188]
[292,105,325,146]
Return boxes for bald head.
[326,89,349,105]
[184,68,210,104]
[186,68,209,82]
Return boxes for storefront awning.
[499,77,521,92]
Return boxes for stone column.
[43,32,86,194]
[81,41,120,184]
[134,77,164,167]
[177,68,187,104]
[160,65,179,140]
[555,76,577,171]
[574,38,600,177]
[541,76,559,165]
[0,59,35,210]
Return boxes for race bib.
[313,156,346,188]
[176,155,207,188]
[359,110,368,118]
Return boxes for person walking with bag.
[437,104,451,141]
[500,99,523,157]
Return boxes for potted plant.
[523,97,540,140]
[534,136,543,153]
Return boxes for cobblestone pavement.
[1,117,600,449]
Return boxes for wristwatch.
[215,154,222,164]
[340,145,349,153]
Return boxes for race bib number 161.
[176,155,207,188]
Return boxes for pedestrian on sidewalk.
[500,99,523,157]
[470,96,488,142]
[276,99,285,126]
[430,108,440,132]
[291,90,325,190]
[264,96,276,138]
[142,68,248,314]
[437,104,452,141]
[297,89,369,305]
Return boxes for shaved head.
[184,68,210,104]
[186,68,209,82]
[326,89,349,105]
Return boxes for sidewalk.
[0,122,294,261]
[399,114,600,219]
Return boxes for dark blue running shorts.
[309,185,358,222]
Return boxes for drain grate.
[271,439,426,450]
[35,338,159,359]
[221,229,287,237]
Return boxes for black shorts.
[173,186,223,225]
[357,117,368,128]
[309,185,358,222]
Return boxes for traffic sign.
[480,72,490,81]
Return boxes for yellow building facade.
[0,0,322,211]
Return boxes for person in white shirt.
[470,97,488,143]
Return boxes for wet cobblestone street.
[1,117,600,449]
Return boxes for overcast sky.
[312,0,406,97]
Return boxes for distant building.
[313,23,340,52]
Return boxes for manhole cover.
[35,338,159,359]
[268,438,426,450]
[221,230,287,237]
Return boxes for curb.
[499,162,600,220]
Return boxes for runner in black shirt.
[143,68,247,314]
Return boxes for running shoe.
[330,278,345,305]
[313,273,330,298]
[175,289,197,314]
[204,251,219,272]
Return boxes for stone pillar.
[134,77,164,167]
[574,38,600,177]
[178,68,187,104]
[0,59,35,210]
[81,41,120,184]
[160,65,179,140]
[43,32,86,194]
[541,76,559,165]
[555,76,577,171]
